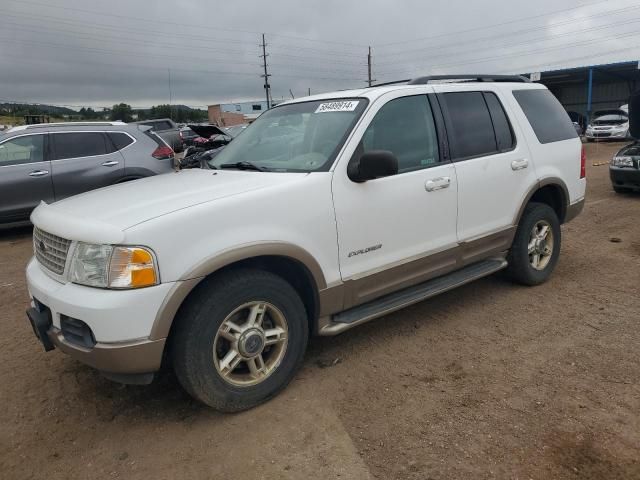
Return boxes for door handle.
[101,160,119,167]
[28,170,49,177]
[425,176,451,192]
[511,159,529,171]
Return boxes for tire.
[506,202,561,286]
[171,268,308,412]
[613,186,630,194]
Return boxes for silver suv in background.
[0,122,175,227]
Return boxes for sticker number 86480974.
[314,101,360,113]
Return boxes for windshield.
[209,98,368,172]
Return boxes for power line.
[0,53,363,82]
[375,29,640,77]
[5,0,367,50]
[376,15,640,68]
[0,36,365,76]
[376,5,640,63]
[376,0,616,49]
[0,9,365,61]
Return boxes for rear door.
[435,87,537,246]
[0,133,54,223]
[50,131,125,200]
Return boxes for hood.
[615,142,640,157]
[31,169,307,243]
[188,124,227,138]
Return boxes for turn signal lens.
[108,247,158,289]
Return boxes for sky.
[1,0,640,110]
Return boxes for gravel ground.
[1,142,638,480]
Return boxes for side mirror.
[348,150,398,183]
[628,90,640,139]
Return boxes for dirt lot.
[1,142,639,480]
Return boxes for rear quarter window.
[107,132,134,151]
[513,89,578,144]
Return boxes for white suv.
[25,75,586,411]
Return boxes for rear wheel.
[171,269,308,412]
[506,202,561,286]
[613,186,631,194]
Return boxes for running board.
[319,258,507,336]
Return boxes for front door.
[0,133,54,224]
[332,93,459,308]
[50,131,125,200]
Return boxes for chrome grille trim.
[33,227,71,275]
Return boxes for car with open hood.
[585,108,630,141]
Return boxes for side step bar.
[319,258,507,336]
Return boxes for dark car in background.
[610,142,640,193]
[132,118,184,153]
[0,122,175,226]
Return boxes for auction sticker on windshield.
[315,101,360,113]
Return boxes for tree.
[110,103,133,122]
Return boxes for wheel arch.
[149,243,327,341]
[515,178,569,226]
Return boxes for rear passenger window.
[513,89,578,144]
[52,132,107,160]
[441,92,497,160]
[484,92,515,151]
[107,132,134,151]
[360,95,440,173]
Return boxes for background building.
[529,60,639,125]
[208,99,280,126]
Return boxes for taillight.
[580,145,586,179]
[152,145,174,160]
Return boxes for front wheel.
[506,202,561,286]
[171,269,308,412]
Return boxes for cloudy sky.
[2,0,640,110]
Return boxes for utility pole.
[366,46,375,87]
[308,87,311,96]
[260,34,271,109]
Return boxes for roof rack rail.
[408,74,530,84]
[21,121,126,130]
[369,79,411,88]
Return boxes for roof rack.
[408,74,530,84]
[369,74,530,88]
[15,121,127,131]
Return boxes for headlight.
[70,244,158,289]
[611,156,634,167]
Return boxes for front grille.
[33,227,71,275]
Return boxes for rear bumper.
[610,167,640,190]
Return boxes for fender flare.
[149,242,327,340]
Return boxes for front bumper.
[610,166,640,191]
[25,258,175,377]
[585,131,628,140]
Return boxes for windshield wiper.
[219,161,269,171]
